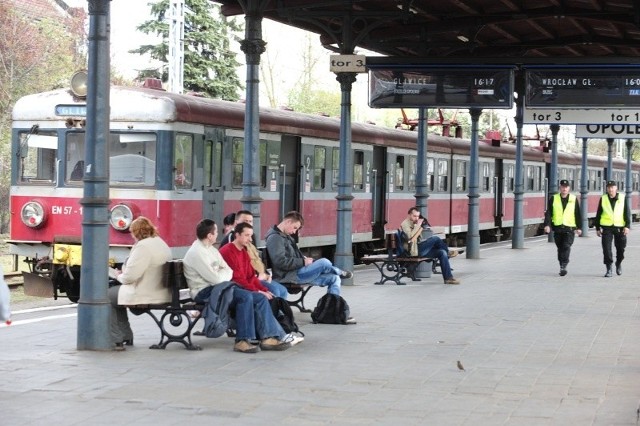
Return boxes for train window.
[427,158,435,191]
[437,159,448,192]
[455,160,467,192]
[260,141,268,188]
[408,157,417,191]
[232,137,243,188]
[17,131,57,184]
[173,134,192,188]
[506,164,514,192]
[204,139,222,188]
[107,133,158,186]
[634,173,639,191]
[395,155,404,191]
[314,146,326,190]
[482,162,491,192]
[332,148,339,189]
[526,165,534,191]
[354,150,364,190]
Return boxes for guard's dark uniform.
[544,191,581,276]
[595,187,630,277]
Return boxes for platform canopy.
[215,0,640,60]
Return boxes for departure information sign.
[369,67,514,109]
[526,67,640,108]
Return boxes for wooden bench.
[124,260,204,350]
[359,233,435,285]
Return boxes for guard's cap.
[559,179,570,186]
[606,180,617,187]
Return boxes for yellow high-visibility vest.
[552,193,577,227]
[599,195,625,227]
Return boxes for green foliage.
[131,0,243,100]
[0,5,86,233]
[287,89,341,117]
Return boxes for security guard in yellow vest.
[544,180,582,276]
[595,180,630,277]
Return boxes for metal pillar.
[467,108,482,258]
[77,0,112,351]
[334,72,357,283]
[512,97,525,249]
[547,124,559,243]
[625,140,634,229]
[580,138,589,235]
[415,108,429,215]
[606,138,614,180]
[239,3,266,241]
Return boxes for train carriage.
[9,76,640,301]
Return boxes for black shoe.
[604,267,612,278]
[113,342,126,351]
[123,337,134,346]
[616,264,622,275]
[559,267,567,277]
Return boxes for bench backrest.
[386,231,408,257]
[162,260,188,305]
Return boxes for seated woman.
[108,216,172,351]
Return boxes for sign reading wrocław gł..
[524,66,640,124]
[368,66,514,108]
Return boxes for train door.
[279,135,301,219]
[494,158,504,227]
[371,146,387,239]
[202,127,224,221]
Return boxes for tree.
[131,0,243,100]
[0,4,86,233]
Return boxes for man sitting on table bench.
[400,206,461,285]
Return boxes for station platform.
[1,231,639,425]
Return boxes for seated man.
[183,218,291,353]
[401,206,461,285]
[219,209,288,298]
[265,211,356,323]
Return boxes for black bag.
[269,297,303,335]
[311,294,350,324]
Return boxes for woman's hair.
[129,216,159,240]
[223,213,236,226]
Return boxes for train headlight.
[109,204,134,231]
[70,70,88,98]
[20,201,45,228]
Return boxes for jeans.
[194,285,284,341]
[262,280,289,299]
[296,258,341,295]
[418,237,454,280]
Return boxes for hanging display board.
[368,67,514,109]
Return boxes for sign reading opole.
[526,67,640,108]
[575,124,640,138]
[368,67,514,108]
[523,108,640,124]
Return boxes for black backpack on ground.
[269,297,303,336]
[311,294,350,324]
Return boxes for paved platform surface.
[1,232,639,425]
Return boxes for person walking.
[595,180,630,277]
[543,179,582,276]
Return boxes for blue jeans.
[194,286,284,341]
[262,280,288,299]
[418,237,454,280]
[296,258,341,295]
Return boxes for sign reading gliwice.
[368,67,514,108]
[576,124,640,138]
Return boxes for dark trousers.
[553,229,575,267]
[601,227,626,266]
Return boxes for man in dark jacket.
[543,179,582,276]
[265,211,356,324]
[595,180,630,277]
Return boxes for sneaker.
[448,250,459,258]
[260,337,291,351]
[345,317,357,325]
[340,270,353,279]
[283,333,304,346]
[233,340,260,353]
[188,310,200,319]
[444,278,460,285]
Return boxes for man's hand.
[596,229,602,237]
[575,229,582,236]
[624,227,630,235]
[259,290,273,300]
[258,271,271,282]
[304,256,313,266]
[544,225,550,234]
